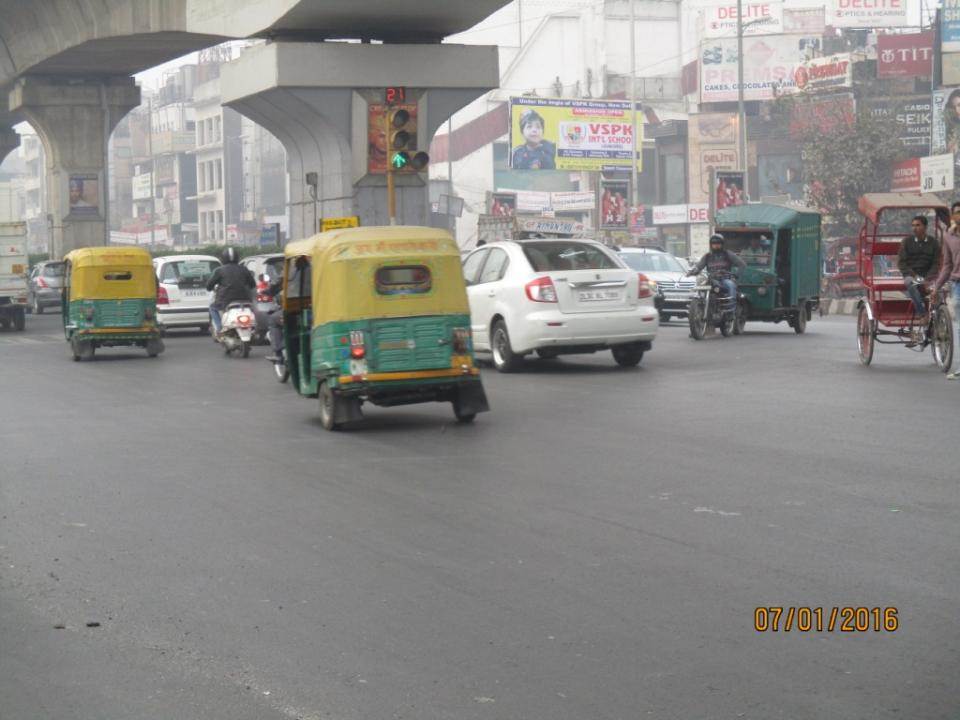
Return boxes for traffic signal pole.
[385,107,397,225]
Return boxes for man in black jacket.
[205,247,255,333]
[687,234,747,301]
[898,215,940,317]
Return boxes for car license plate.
[578,290,620,302]
[183,289,206,297]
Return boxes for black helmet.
[709,233,725,247]
[222,247,239,264]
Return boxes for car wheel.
[13,309,26,331]
[491,320,522,373]
[611,344,644,367]
[659,313,671,323]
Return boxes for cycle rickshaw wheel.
[931,304,954,372]
[857,305,875,366]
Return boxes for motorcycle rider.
[205,247,255,334]
[686,233,746,301]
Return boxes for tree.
[772,94,906,237]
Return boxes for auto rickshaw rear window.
[375,265,432,295]
[103,271,133,281]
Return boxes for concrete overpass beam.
[221,42,498,238]
[10,76,140,258]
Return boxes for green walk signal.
[391,151,410,169]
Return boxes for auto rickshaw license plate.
[578,290,620,302]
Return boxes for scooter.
[217,302,256,358]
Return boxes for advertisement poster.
[509,98,643,172]
[829,0,913,28]
[490,192,518,217]
[599,180,629,230]
[876,32,933,79]
[791,53,854,93]
[890,154,954,192]
[703,2,783,38]
[932,88,960,154]
[68,174,99,216]
[864,97,931,152]
[688,113,739,204]
[943,0,960,53]
[368,102,418,175]
[783,7,825,33]
[714,170,747,214]
[700,34,820,102]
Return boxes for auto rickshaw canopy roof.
[64,246,156,300]
[858,193,948,225]
[715,203,821,230]
[284,226,470,326]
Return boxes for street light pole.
[736,0,749,199]
[629,0,639,213]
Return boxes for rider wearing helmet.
[687,233,746,301]
[205,247,255,333]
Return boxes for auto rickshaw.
[714,203,822,333]
[281,226,490,430]
[62,246,164,360]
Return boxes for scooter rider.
[206,247,255,333]
[687,233,746,301]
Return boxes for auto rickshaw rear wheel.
[146,338,164,357]
[13,309,25,331]
[452,394,477,423]
[319,381,341,431]
[792,306,807,334]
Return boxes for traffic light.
[387,107,429,173]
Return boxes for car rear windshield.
[375,265,432,295]
[619,253,685,273]
[523,242,620,272]
[264,258,284,282]
[163,260,219,282]
[43,263,65,278]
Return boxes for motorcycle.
[687,272,743,340]
[268,345,289,383]
[217,302,257,358]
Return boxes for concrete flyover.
[0,0,509,256]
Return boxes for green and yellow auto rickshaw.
[714,203,822,334]
[282,226,490,430]
[62,246,164,360]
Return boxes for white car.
[462,239,658,371]
[153,255,221,333]
[618,247,696,322]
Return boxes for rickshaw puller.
[898,215,940,318]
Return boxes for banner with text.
[700,34,821,102]
[876,31,933,78]
[942,0,960,52]
[703,2,783,38]
[864,96,931,153]
[829,0,914,28]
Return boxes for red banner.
[890,158,921,192]
[877,32,933,79]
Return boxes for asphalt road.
[1,311,958,720]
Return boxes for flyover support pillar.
[10,76,140,258]
[221,42,498,240]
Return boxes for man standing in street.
[897,215,940,321]
[934,202,960,379]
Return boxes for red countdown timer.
[385,87,406,105]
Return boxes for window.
[661,154,686,205]
[286,257,312,299]
[477,248,508,283]
[461,249,489,285]
[619,252,685,273]
[198,161,205,191]
[42,263,65,278]
[160,259,219,288]
[198,123,205,146]
[214,116,221,142]
[522,242,620,272]
[217,211,224,240]
[215,160,223,190]
[375,265,432,295]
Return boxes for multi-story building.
[19,133,48,253]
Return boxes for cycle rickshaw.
[855,193,953,370]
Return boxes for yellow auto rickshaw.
[282,226,489,430]
[62,246,164,360]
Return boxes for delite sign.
[792,54,854,93]
[652,204,710,225]
[703,2,783,38]
[876,32,933,79]
[830,0,913,28]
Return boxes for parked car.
[462,239,658,371]
[153,255,221,333]
[27,260,65,314]
[618,247,696,322]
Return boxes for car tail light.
[452,327,471,353]
[37,276,48,289]
[525,276,558,303]
[349,329,365,359]
[256,279,270,303]
[638,273,654,299]
[157,285,169,305]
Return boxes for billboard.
[864,97,931,152]
[792,53,855,93]
[876,32,933,78]
[509,98,643,172]
[700,34,820,102]
[890,154,954,192]
[599,179,629,230]
[703,2,783,38]
[688,113,740,204]
[713,170,747,216]
[944,0,960,53]
[490,191,518,217]
[68,174,99,216]
[829,0,913,28]
[132,172,152,201]
[932,87,960,154]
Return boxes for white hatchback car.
[153,255,221,333]
[462,239,658,371]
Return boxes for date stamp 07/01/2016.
[754,607,899,633]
